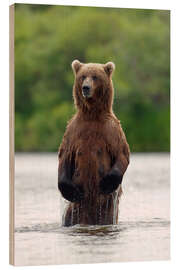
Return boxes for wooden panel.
[9,4,15,266]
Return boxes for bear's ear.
[72,60,83,74]
[104,62,115,77]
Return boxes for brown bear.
[58,60,130,226]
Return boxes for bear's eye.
[92,75,97,81]
[82,75,86,80]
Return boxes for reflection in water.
[14,153,170,266]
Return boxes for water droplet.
[71,204,74,226]
[112,190,118,225]
[99,196,102,225]
[77,205,79,225]
[105,197,109,223]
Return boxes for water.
[14,153,170,266]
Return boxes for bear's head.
[72,60,115,115]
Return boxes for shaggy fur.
[58,60,130,226]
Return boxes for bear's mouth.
[82,92,91,99]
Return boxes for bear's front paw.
[99,168,123,194]
[58,181,84,203]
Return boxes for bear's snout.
[82,85,91,98]
[82,77,94,98]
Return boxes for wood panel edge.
[9,3,15,266]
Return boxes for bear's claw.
[58,181,84,202]
[99,168,122,194]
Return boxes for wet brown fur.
[58,60,130,226]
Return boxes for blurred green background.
[15,4,170,152]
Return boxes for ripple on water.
[15,218,170,236]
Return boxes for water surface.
[14,153,170,266]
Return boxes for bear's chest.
[73,123,109,154]
[70,124,114,182]
[70,119,118,153]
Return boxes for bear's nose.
[82,85,90,97]
[83,85,90,91]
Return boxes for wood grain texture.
[9,4,15,265]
